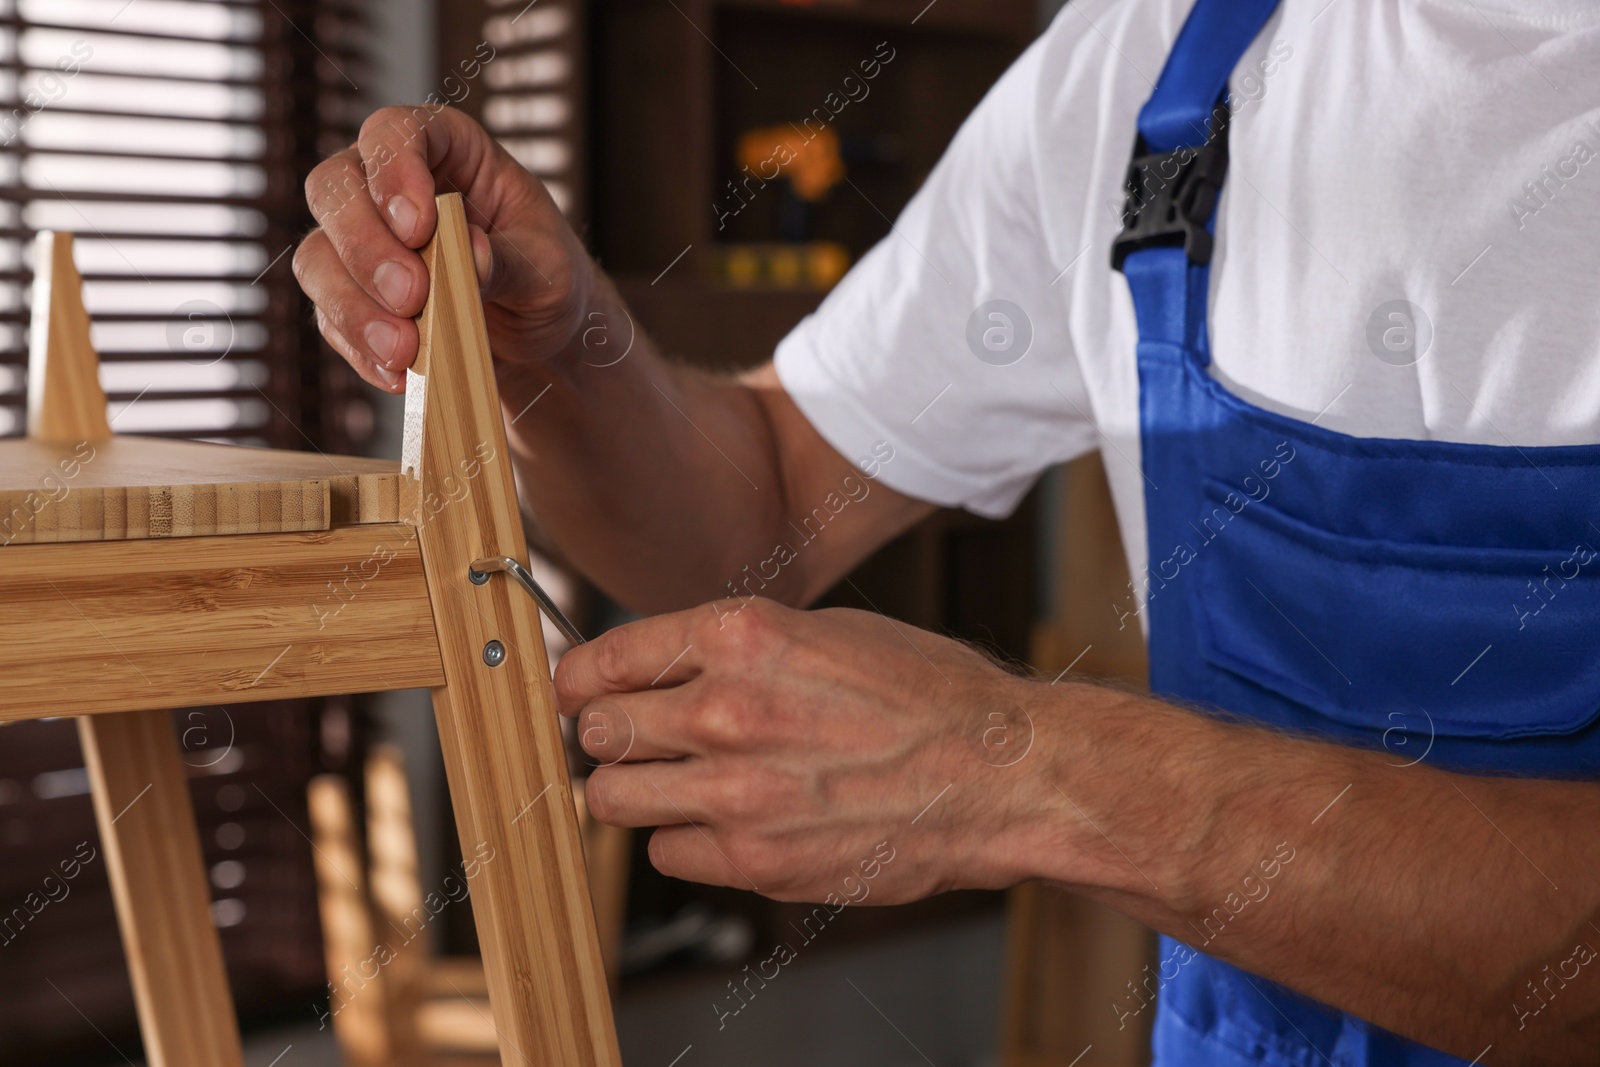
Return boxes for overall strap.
[1114,0,1281,363]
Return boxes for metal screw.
[468,565,490,586]
[482,640,506,667]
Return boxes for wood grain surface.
[408,193,622,1067]
[0,436,403,545]
[0,524,445,722]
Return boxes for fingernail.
[374,260,413,312]
[372,361,404,391]
[365,320,400,366]
[386,195,419,241]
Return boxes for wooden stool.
[0,194,621,1067]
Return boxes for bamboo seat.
[0,435,402,545]
[0,196,622,1067]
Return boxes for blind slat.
[0,16,263,46]
[0,185,301,209]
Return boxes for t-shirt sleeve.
[774,24,1101,519]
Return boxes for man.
[293,0,1600,1062]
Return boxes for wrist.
[992,679,1215,909]
[951,671,1108,891]
[546,268,628,375]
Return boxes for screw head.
[468,566,490,585]
[482,640,506,667]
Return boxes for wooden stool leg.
[79,714,247,1067]
[406,195,620,1067]
[29,232,109,441]
[31,232,245,1067]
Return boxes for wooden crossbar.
[0,524,445,722]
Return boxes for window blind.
[477,0,585,221]
[0,0,366,449]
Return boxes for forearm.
[1011,682,1600,1063]
[494,273,793,613]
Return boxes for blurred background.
[0,1,1158,1065]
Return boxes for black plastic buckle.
[1110,119,1229,273]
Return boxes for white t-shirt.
[774,0,1600,591]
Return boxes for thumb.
[469,223,492,285]
[472,223,553,308]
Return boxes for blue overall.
[1116,0,1600,1063]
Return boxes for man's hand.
[293,105,592,393]
[554,597,1046,904]
[293,106,930,616]
[556,594,1600,1062]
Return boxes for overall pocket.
[1192,478,1600,741]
